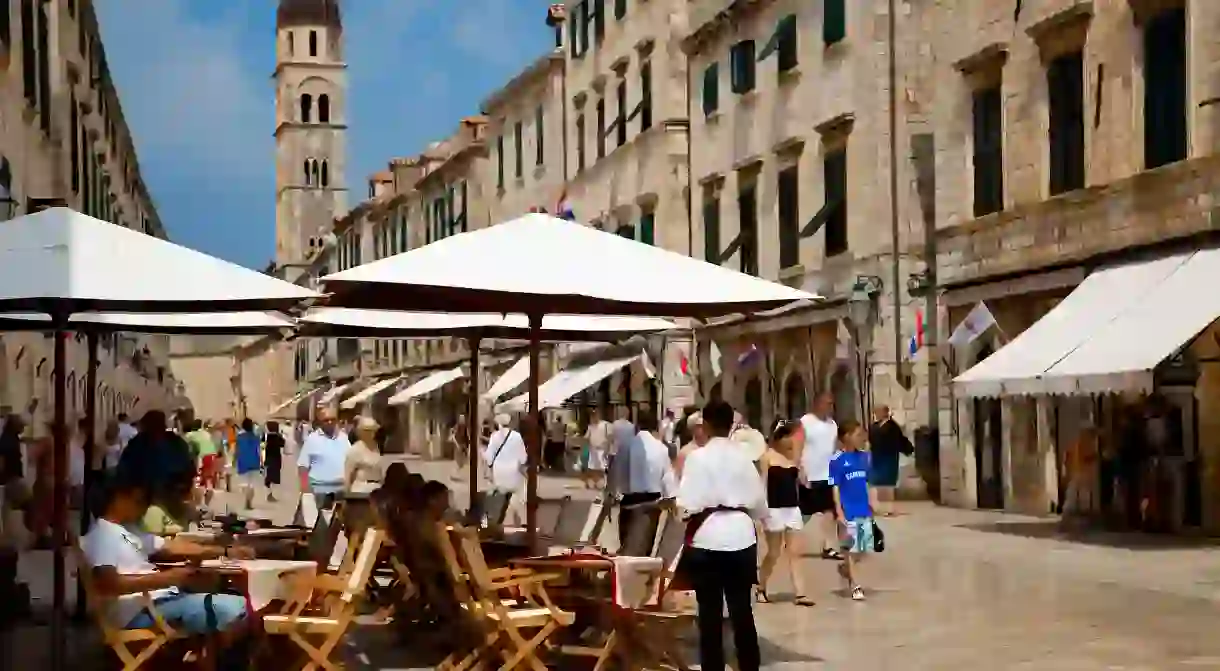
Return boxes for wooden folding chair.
[545,500,609,555]
[72,545,185,671]
[620,502,663,557]
[449,526,575,671]
[263,528,384,671]
[535,497,569,539]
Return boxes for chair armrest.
[489,571,565,590]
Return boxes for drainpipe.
[887,0,904,399]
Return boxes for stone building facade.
[931,0,1220,528]
[683,0,936,435]
[0,0,180,427]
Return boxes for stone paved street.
[5,453,1220,669]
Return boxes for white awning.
[497,355,639,412]
[388,366,465,405]
[317,381,357,406]
[954,250,1216,397]
[340,375,403,409]
[482,357,529,402]
[268,391,307,417]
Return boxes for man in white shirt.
[582,409,611,489]
[799,392,843,559]
[80,474,254,660]
[613,410,677,551]
[483,413,528,525]
[674,411,708,478]
[297,407,352,509]
[116,413,138,449]
[676,400,765,671]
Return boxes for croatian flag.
[737,344,762,370]
[555,188,576,221]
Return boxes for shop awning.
[317,381,358,406]
[268,390,308,417]
[340,375,403,409]
[497,355,639,413]
[482,357,529,402]
[388,366,465,405]
[955,250,1220,397]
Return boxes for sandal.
[821,548,844,561]
[793,595,816,607]
[755,589,770,604]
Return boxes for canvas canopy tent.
[320,213,818,546]
[388,366,466,405]
[497,355,642,413]
[341,374,404,410]
[0,208,319,669]
[483,356,529,402]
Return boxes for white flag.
[710,342,723,378]
[947,301,997,347]
[640,351,656,379]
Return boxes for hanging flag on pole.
[710,342,723,378]
[947,301,997,347]
[914,309,925,349]
[679,351,691,377]
[640,351,656,379]
[737,344,762,370]
[555,186,576,221]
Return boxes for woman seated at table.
[81,472,256,665]
[141,479,198,536]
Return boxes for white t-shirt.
[80,518,176,628]
[484,427,527,493]
[585,420,611,451]
[676,437,766,552]
[799,413,838,483]
[117,423,138,449]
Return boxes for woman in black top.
[263,421,285,502]
[757,420,812,606]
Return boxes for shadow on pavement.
[957,519,1220,550]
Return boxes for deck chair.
[264,528,384,671]
[535,497,568,539]
[72,545,185,671]
[548,499,591,546]
[620,503,663,556]
[450,526,575,671]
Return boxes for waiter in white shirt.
[798,392,843,560]
[676,400,765,671]
[612,409,676,551]
[483,413,528,525]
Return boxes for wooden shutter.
[824,0,846,45]
[730,40,756,94]
[702,63,719,116]
[703,193,721,263]
[972,86,1003,216]
[1048,51,1085,195]
[1143,7,1187,169]
[778,164,800,268]
[824,149,848,257]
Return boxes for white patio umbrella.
[297,306,679,500]
[319,213,819,546]
[0,208,318,661]
[0,310,295,334]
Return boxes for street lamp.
[847,275,883,328]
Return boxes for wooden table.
[198,559,317,611]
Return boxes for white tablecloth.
[201,559,317,611]
[609,555,663,608]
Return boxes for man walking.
[484,414,528,526]
[799,393,842,559]
[296,407,351,510]
[612,409,676,551]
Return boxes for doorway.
[972,344,1005,509]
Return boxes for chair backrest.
[551,499,592,544]
[294,492,320,528]
[307,509,335,564]
[535,497,568,538]
[482,492,509,527]
[452,526,497,594]
[580,501,609,545]
[621,504,661,557]
[653,510,685,572]
[342,528,384,603]
[70,543,120,637]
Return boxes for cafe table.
[197,559,318,611]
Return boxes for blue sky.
[95,0,558,269]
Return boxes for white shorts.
[763,506,803,532]
[586,448,607,472]
[236,471,262,490]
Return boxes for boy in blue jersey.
[828,420,879,601]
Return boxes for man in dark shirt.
[116,411,196,505]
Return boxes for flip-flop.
[755,589,771,604]
[793,595,816,607]
[821,548,844,560]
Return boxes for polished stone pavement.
[6,454,1220,669]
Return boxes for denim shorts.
[127,593,248,634]
[840,518,876,555]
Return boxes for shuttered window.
[824,148,848,257]
[972,85,1003,216]
[737,182,759,276]
[702,63,719,116]
[639,209,655,245]
[703,190,720,263]
[1047,51,1085,195]
[778,164,800,268]
[824,0,846,45]
[730,40,756,94]
[1143,7,1187,169]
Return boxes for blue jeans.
[127,593,248,634]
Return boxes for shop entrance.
[972,344,1005,509]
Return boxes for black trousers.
[685,545,761,671]
[618,492,661,551]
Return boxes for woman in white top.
[676,400,766,671]
[344,416,383,492]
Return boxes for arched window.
[311,159,320,186]
[300,94,312,123]
[303,160,312,185]
[318,94,330,123]
[785,371,806,420]
[320,160,329,187]
[309,30,318,57]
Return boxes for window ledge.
[778,66,802,85]
[533,163,546,179]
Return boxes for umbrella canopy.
[298,307,679,340]
[0,311,294,335]
[320,213,817,317]
[0,208,319,313]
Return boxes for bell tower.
[274,0,347,268]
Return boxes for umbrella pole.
[526,315,542,551]
[467,336,481,516]
[73,333,98,621]
[50,313,68,671]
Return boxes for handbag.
[872,519,885,553]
